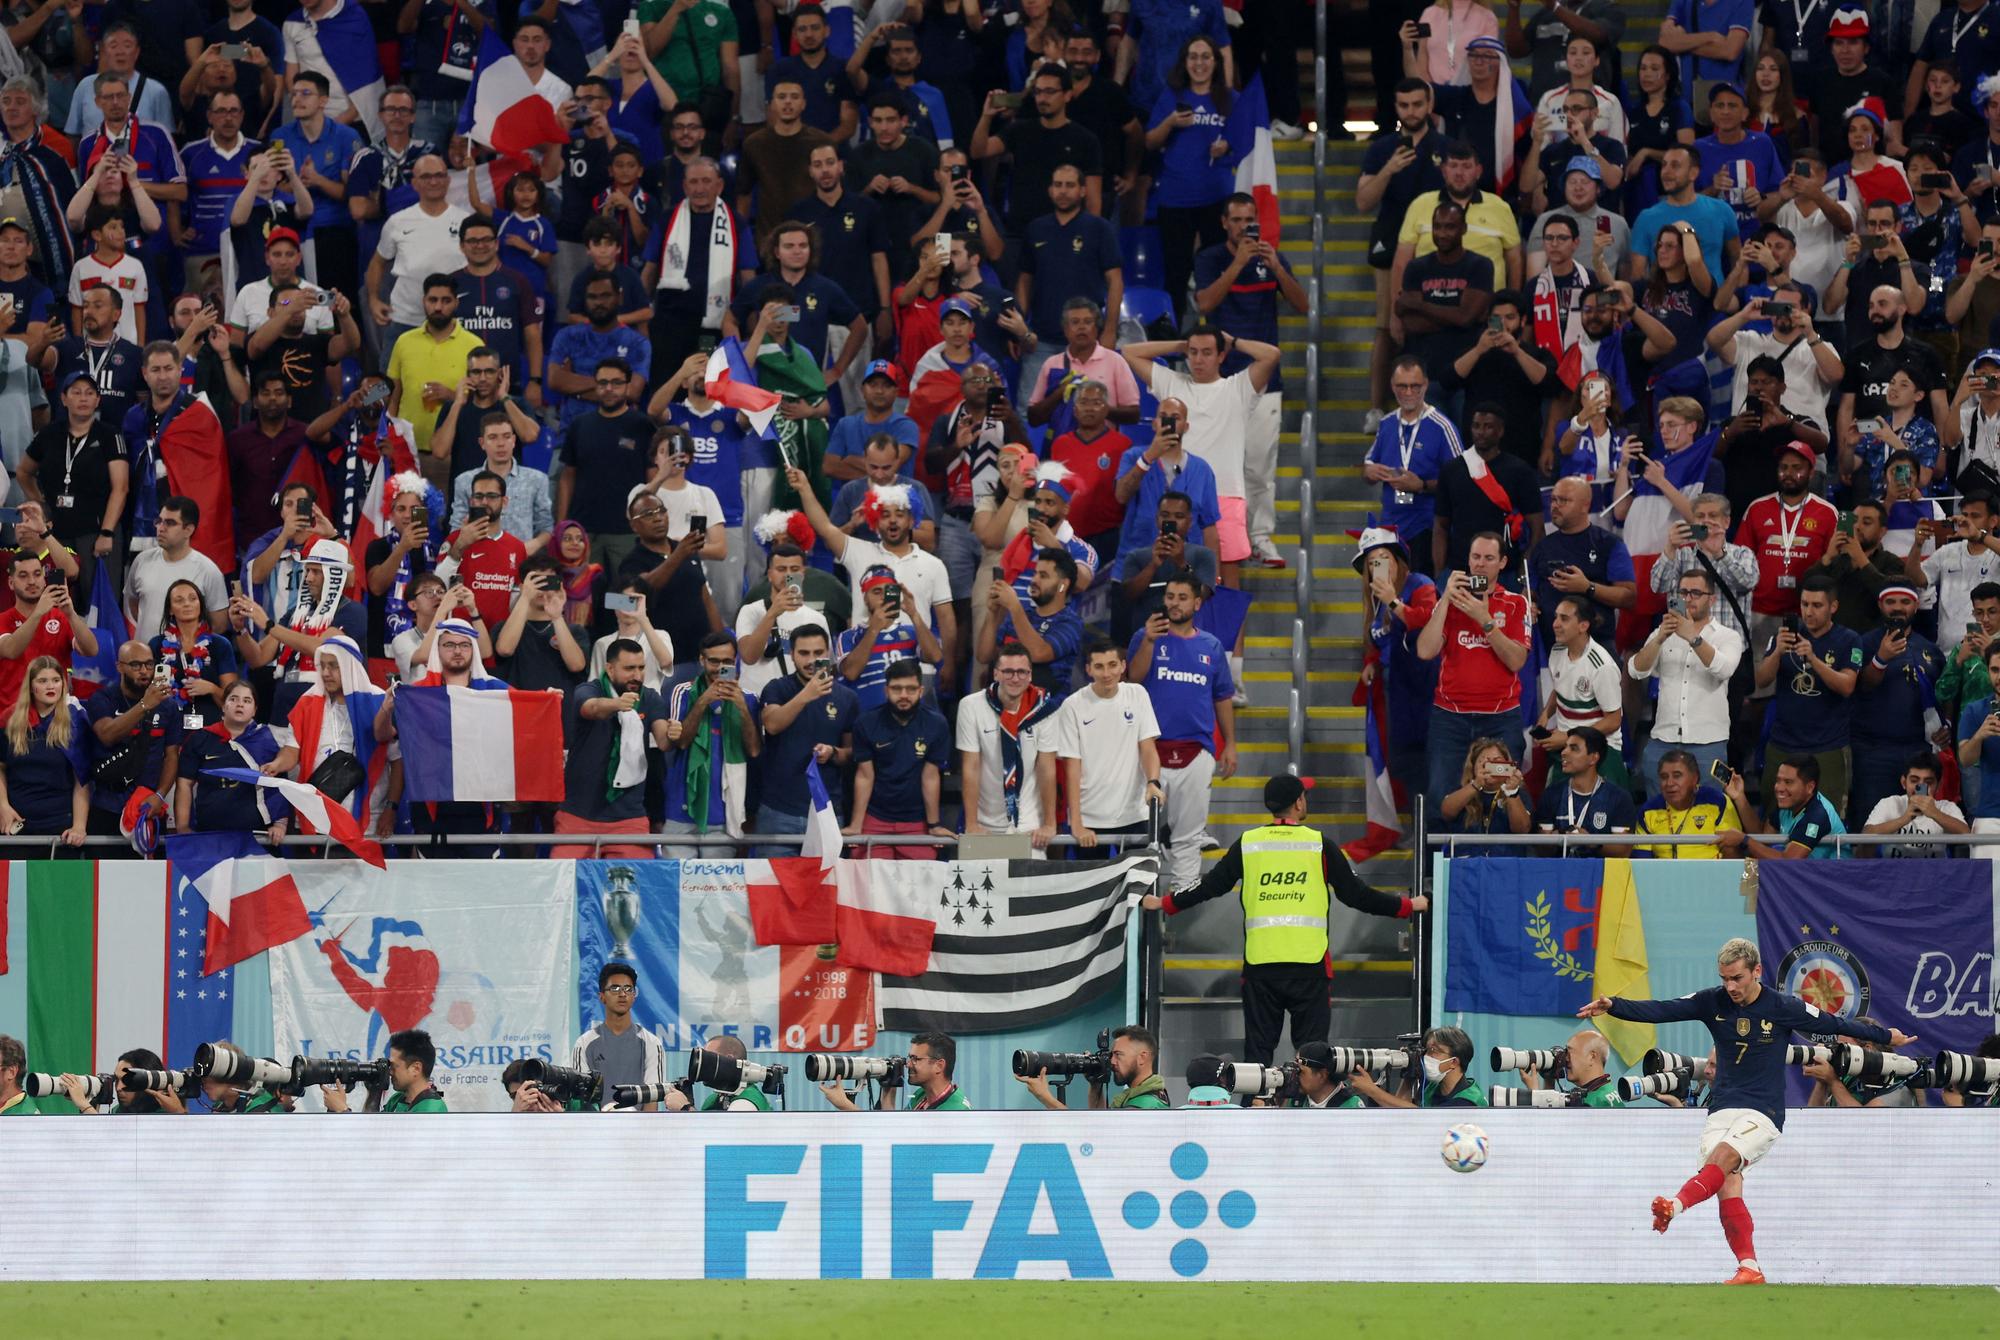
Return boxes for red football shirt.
[0,604,75,717]
[444,532,528,629]
[1736,494,1838,616]
[1435,587,1529,715]
[1050,426,1134,539]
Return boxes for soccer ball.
[1440,1123,1490,1173]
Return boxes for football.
[1441,1123,1490,1173]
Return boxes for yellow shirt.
[386,324,487,456]
[1637,791,1743,859]
[1396,188,1521,277]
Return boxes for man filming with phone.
[1630,568,1742,781]
[1417,532,1531,816]
[754,622,857,854]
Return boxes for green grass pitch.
[1,1281,1994,1338]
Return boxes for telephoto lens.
[1214,1061,1288,1097]
[1489,1086,1570,1108]
[1326,1046,1410,1073]
[805,1055,895,1083]
[1829,1044,1918,1082]
[1932,1050,2000,1090]
[1010,1048,1110,1081]
[1644,1048,1701,1074]
[519,1059,604,1106]
[1785,1044,1832,1067]
[24,1072,111,1102]
[1617,1069,1688,1102]
[611,1083,675,1108]
[687,1047,745,1091]
[120,1067,193,1095]
[192,1043,292,1090]
[290,1056,392,1093]
[1490,1047,1561,1073]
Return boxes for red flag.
[158,394,235,570]
[166,830,316,975]
[833,860,937,977]
[746,858,838,946]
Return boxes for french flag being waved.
[394,685,566,804]
[460,26,569,155]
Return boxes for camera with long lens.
[1325,1045,1412,1074]
[805,1054,906,1087]
[1212,1059,1296,1100]
[1491,1046,1568,1076]
[120,1067,195,1097]
[1827,1044,1918,1083]
[1489,1086,1572,1108]
[191,1042,292,1091]
[1643,1048,1701,1075]
[519,1059,603,1107]
[25,1072,113,1104]
[610,1083,679,1109]
[1012,1028,1113,1083]
[687,1047,787,1099]
[290,1056,392,1094]
[1617,1069,1691,1102]
[1931,1050,2000,1092]
[1786,1044,1832,1067]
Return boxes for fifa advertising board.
[4,1112,1997,1283]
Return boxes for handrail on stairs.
[1295,0,1329,781]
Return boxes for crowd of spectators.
[1359,0,2000,859]
[0,0,1312,883]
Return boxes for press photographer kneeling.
[1014,1025,1169,1109]
[816,1033,971,1110]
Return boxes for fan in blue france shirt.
[1365,405,1463,542]
[1127,624,1232,748]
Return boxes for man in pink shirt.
[1025,297,1142,429]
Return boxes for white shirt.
[1146,365,1260,497]
[734,598,828,696]
[283,2,364,121]
[588,628,675,690]
[1531,84,1630,147]
[955,691,1054,831]
[1052,683,1160,828]
[376,202,471,326]
[1626,618,1743,745]
[1774,200,1845,322]
[1920,538,2000,638]
[653,480,723,541]
[228,277,336,336]
[525,67,574,117]
[1862,793,1965,858]
[835,535,951,632]
[1544,637,1626,748]
[68,255,149,343]
[1958,396,2000,481]
[123,547,229,641]
[1726,329,1837,425]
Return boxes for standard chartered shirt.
[376,202,471,327]
[1053,683,1160,828]
[1145,365,1259,497]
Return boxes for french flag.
[705,338,783,438]
[209,769,387,869]
[745,759,847,947]
[166,830,315,975]
[286,2,385,136]
[158,394,235,574]
[1226,74,1281,242]
[834,859,938,978]
[1343,670,1404,865]
[459,26,569,155]
[393,685,566,804]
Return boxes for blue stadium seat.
[719,151,741,182]
[1120,286,1176,336]
[1120,225,1164,288]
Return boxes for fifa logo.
[605,864,641,959]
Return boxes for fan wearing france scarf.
[277,634,393,833]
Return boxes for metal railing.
[1290,0,1330,777]
[0,831,1110,856]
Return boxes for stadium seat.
[1119,287,1177,343]
[1120,226,1164,289]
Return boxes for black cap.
[1184,1054,1226,1088]
[1263,773,1315,814]
[1296,1041,1335,1071]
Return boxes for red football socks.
[1675,1164,1727,1212]
[1719,1198,1758,1265]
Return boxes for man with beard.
[1836,283,1955,460]
[1708,278,1844,425]
[790,464,954,666]
[227,373,317,551]
[845,655,952,857]
[1850,585,1948,825]
[1736,440,1839,670]
[1905,491,2000,645]
[119,342,196,549]
[386,276,484,462]
[787,141,893,349]
[38,287,145,431]
[248,281,360,426]
[1127,574,1236,891]
[616,487,719,682]
[432,346,544,487]
[1753,572,1863,815]
[436,468,526,632]
[978,548,1083,693]
[555,635,669,856]
[553,350,652,577]
[379,617,507,848]
[751,622,857,854]
[168,294,248,413]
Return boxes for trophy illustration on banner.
[605,864,642,960]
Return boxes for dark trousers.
[86,804,138,858]
[1237,0,1315,125]
[311,225,360,319]
[649,306,709,387]
[1242,961,1332,1065]
[1156,204,1227,323]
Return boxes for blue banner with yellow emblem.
[1444,858,1610,1018]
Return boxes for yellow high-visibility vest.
[1238,823,1329,965]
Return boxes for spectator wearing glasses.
[82,640,182,848]
[958,640,1060,846]
[1521,82,1628,217]
[661,631,761,854]
[571,962,668,1108]
[1528,164,1630,284]
[1629,566,1743,781]
[433,347,545,487]
[617,487,719,686]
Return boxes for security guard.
[1142,774,1428,1065]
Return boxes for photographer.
[321,1029,447,1113]
[1939,1034,2000,1107]
[0,1034,33,1115]
[1016,1024,1169,1110]
[62,1049,185,1115]
[1288,1042,1355,1110]
[1519,1030,1624,1107]
[1801,1022,1919,1107]
[1347,1026,1488,1108]
[668,1035,772,1112]
[502,1060,567,1113]
[198,1043,289,1115]
[822,1033,971,1111]
[571,963,668,1108]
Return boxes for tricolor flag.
[166,830,315,976]
[704,338,783,438]
[745,761,846,947]
[458,26,568,156]
[393,685,565,804]
[158,393,235,572]
[1344,671,1404,865]
[834,859,938,978]
[69,560,130,695]
[0,862,244,1099]
[800,757,842,870]
[208,769,387,869]
[877,856,1157,1032]
[285,3,385,136]
[1226,74,1281,242]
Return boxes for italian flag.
[0,862,243,1107]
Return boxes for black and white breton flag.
[878,854,1160,1033]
